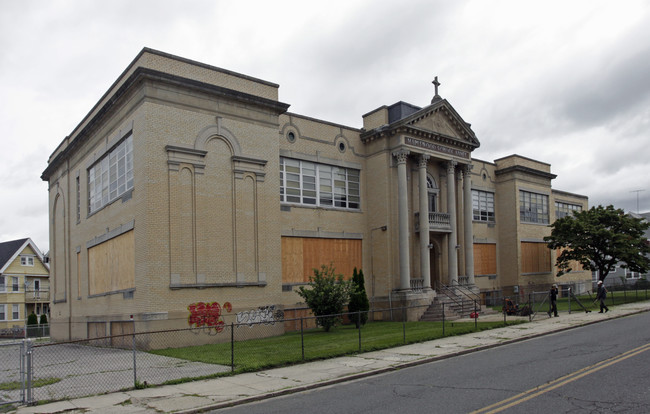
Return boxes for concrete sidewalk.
[13,301,650,414]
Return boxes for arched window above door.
[427,176,438,213]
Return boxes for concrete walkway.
[13,301,650,414]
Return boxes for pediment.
[410,111,458,138]
[404,100,480,148]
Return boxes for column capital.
[392,149,410,164]
[418,154,430,168]
[446,160,457,173]
[463,163,473,176]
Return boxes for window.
[88,134,133,213]
[11,277,19,292]
[21,256,34,266]
[0,276,4,292]
[626,270,641,279]
[520,191,549,224]
[555,201,582,219]
[521,242,551,273]
[472,190,495,222]
[76,175,81,222]
[12,304,19,320]
[473,243,497,275]
[280,157,360,209]
[0,305,5,321]
[427,177,438,213]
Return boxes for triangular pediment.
[403,100,480,148]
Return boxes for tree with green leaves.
[39,314,48,325]
[544,205,650,282]
[348,267,370,328]
[27,312,38,326]
[297,263,354,332]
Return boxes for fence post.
[568,288,572,314]
[529,293,532,322]
[300,317,305,361]
[474,301,478,331]
[131,317,137,388]
[25,339,33,405]
[442,304,445,337]
[20,340,25,403]
[402,307,406,344]
[357,312,362,351]
[231,322,234,372]
[503,298,506,326]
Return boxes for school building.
[42,48,590,342]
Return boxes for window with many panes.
[555,201,582,219]
[472,190,495,222]
[520,190,549,224]
[20,256,34,266]
[88,134,133,214]
[280,157,360,209]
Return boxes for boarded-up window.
[474,243,497,275]
[110,321,134,349]
[521,242,551,273]
[88,322,106,339]
[88,230,135,295]
[555,247,583,273]
[282,237,362,283]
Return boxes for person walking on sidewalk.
[596,280,609,313]
[548,284,559,317]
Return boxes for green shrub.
[348,268,370,328]
[39,314,48,325]
[27,312,38,326]
[297,264,353,332]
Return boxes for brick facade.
[42,48,590,342]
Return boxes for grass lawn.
[150,320,522,375]
[495,289,650,314]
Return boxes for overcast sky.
[1,0,649,253]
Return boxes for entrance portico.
[391,148,476,292]
[362,84,480,299]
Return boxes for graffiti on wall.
[187,301,232,335]
[236,305,284,328]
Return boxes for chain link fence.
[8,287,650,407]
[0,341,26,407]
[3,302,509,406]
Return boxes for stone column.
[463,165,475,286]
[418,155,431,289]
[393,150,411,291]
[446,160,458,285]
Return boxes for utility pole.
[630,189,645,213]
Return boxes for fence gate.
[0,340,27,407]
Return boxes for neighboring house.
[592,211,650,290]
[41,48,591,342]
[0,238,50,337]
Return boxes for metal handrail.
[437,283,481,312]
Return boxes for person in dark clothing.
[596,280,609,313]
[548,284,559,317]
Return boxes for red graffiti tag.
[187,302,225,333]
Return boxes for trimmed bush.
[348,268,370,328]
[27,312,38,326]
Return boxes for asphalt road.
[215,312,650,413]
